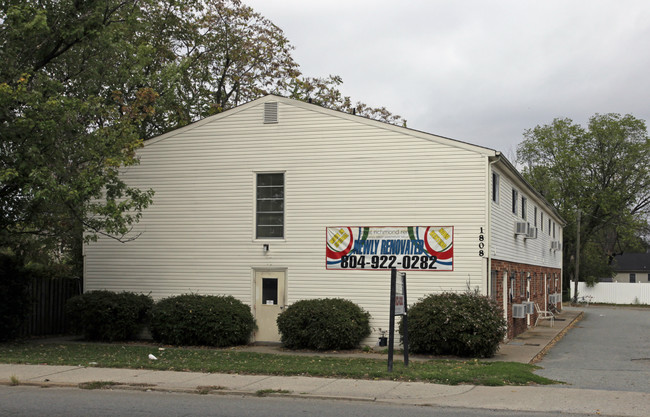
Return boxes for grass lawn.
[0,341,558,387]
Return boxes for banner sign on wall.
[326,226,453,271]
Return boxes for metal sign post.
[388,268,409,372]
[400,272,409,367]
[387,268,397,372]
[325,226,435,372]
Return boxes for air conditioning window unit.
[526,225,538,239]
[515,222,529,235]
[551,241,559,250]
[512,304,526,318]
[523,301,535,314]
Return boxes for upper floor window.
[630,273,636,283]
[512,189,518,214]
[534,207,538,227]
[521,196,527,220]
[256,173,284,239]
[548,218,552,235]
[492,172,500,203]
[541,212,544,231]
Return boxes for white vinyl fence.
[572,282,650,305]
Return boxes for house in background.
[83,95,564,343]
[612,252,650,283]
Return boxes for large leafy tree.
[1,0,155,268]
[517,114,650,297]
[1,0,404,273]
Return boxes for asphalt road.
[535,306,650,392]
[0,386,599,417]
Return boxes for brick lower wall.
[491,259,562,340]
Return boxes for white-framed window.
[548,218,551,235]
[256,172,284,239]
[492,172,500,203]
[541,212,544,231]
[521,196,527,220]
[512,189,518,214]
[534,207,538,227]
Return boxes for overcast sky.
[245,0,650,157]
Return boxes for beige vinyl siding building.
[84,95,564,343]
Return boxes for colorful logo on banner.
[326,226,453,270]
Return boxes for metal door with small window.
[254,270,285,342]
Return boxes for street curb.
[530,310,584,364]
[1,380,381,404]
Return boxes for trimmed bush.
[402,292,506,358]
[0,254,32,342]
[277,298,371,350]
[65,290,153,342]
[150,294,256,347]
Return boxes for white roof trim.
[145,95,498,157]
[266,95,498,156]
[143,97,267,147]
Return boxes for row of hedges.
[276,294,505,357]
[66,291,153,342]
[277,298,371,350]
[64,290,505,357]
[66,291,255,347]
[402,292,506,358]
[150,294,256,347]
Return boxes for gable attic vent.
[264,102,278,124]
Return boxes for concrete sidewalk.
[2,307,648,416]
[2,362,649,416]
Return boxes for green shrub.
[277,298,371,350]
[0,254,32,341]
[65,290,153,342]
[149,294,256,347]
[402,292,506,358]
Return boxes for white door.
[254,270,285,342]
